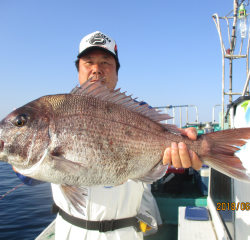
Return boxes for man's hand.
[163,127,202,170]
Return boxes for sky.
[0,0,249,127]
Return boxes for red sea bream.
[1,78,250,211]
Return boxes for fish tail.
[199,128,250,182]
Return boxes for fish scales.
[44,94,170,186]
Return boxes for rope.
[0,183,24,200]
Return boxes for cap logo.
[88,32,111,46]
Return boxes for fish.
[1,78,250,213]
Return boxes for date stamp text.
[217,202,250,211]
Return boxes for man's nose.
[92,64,103,75]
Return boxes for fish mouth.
[0,140,4,152]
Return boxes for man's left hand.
[162,127,202,170]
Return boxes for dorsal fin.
[71,77,180,133]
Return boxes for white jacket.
[52,180,144,240]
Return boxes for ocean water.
[0,162,56,240]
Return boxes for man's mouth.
[90,78,106,85]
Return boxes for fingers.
[169,142,192,168]
[163,142,191,168]
[163,147,171,165]
[189,150,203,170]
[170,142,182,168]
[163,142,202,170]
[163,127,202,169]
[178,142,192,168]
[179,127,198,140]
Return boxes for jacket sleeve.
[13,167,46,186]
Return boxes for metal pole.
[186,107,188,125]
[229,59,233,104]
[247,32,250,95]
[165,107,168,124]
[213,104,227,123]
[242,70,250,96]
[213,14,226,129]
[239,38,244,55]
[222,44,225,130]
[173,107,175,125]
[229,0,238,104]
[180,107,182,128]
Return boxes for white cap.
[77,31,118,60]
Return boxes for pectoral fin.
[132,161,168,184]
[60,185,88,215]
[49,147,87,173]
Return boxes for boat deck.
[145,179,207,240]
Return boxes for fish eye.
[14,115,27,127]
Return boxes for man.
[16,31,202,239]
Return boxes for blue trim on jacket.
[15,172,46,186]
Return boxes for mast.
[229,0,238,104]
[213,0,250,129]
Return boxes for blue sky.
[0,0,249,126]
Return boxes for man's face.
[78,49,118,91]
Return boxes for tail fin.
[201,128,250,183]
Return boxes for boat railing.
[155,104,225,129]
[212,104,227,124]
[155,105,198,127]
